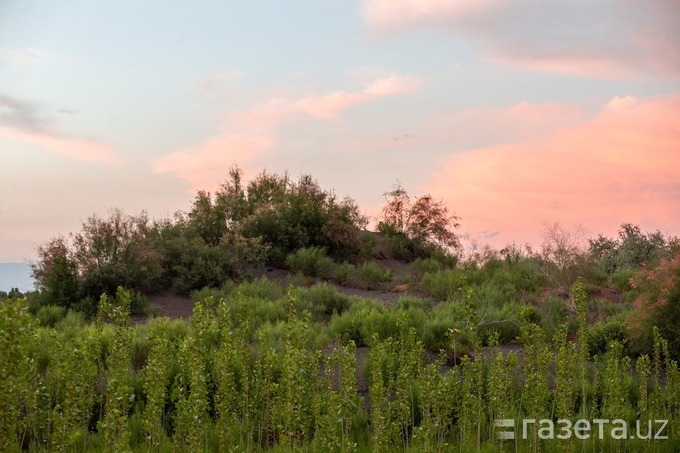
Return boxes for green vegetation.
[2,283,679,451]
[3,166,679,451]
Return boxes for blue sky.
[1,0,679,263]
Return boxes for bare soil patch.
[148,292,194,319]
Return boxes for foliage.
[35,304,66,327]
[589,223,676,274]
[153,216,268,295]
[236,170,366,264]
[285,246,335,278]
[378,183,461,260]
[587,316,628,356]
[297,283,351,320]
[32,237,80,309]
[355,261,393,289]
[627,250,680,359]
[538,221,597,289]
[1,286,680,451]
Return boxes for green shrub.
[232,277,282,301]
[505,258,547,295]
[410,258,441,277]
[129,290,150,315]
[420,269,467,300]
[333,262,356,286]
[54,309,87,338]
[191,286,226,303]
[36,305,66,327]
[396,295,434,311]
[476,303,523,345]
[357,233,377,261]
[329,310,366,346]
[355,261,392,289]
[475,280,516,309]
[329,298,406,346]
[422,319,455,352]
[298,283,351,320]
[224,294,288,340]
[285,247,335,278]
[430,248,459,268]
[70,296,98,318]
[421,301,468,352]
[592,298,628,322]
[359,310,400,344]
[612,268,635,293]
[131,329,152,371]
[541,296,571,340]
[587,317,628,356]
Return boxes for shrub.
[129,290,150,315]
[191,286,226,304]
[333,262,356,286]
[378,183,461,254]
[504,257,547,295]
[587,317,628,356]
[357,233,377,261]
[72,296,98,318]
[396,295,434,311]
[32,237,80,309]
[420,269,467,300]
[627,250,680,358]
[591,298,628,322]
[612,268,635,293]
[53,310,87,339]
[541,295,571,340]
[410,258,441,277]
[329,310,365,346]
[159,233,241,295]
[589,223,673,275]
[355,261,393,289]
[232,277,283,301]
[223,294,288,340]
[285,247,335,278]
[36,305,66,327]
[422,319,455,352]
[236,171,365,264]
[298,283,351,320]
[329,298,397,346]
[359,310,401,344]
[476,303,523,345]
[131,329,152,371]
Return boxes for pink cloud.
[362,0,680,78]
[363,0,497,31]
[155,74,421,189]
[236,74,421,122]
[341,100,581,155]
[486,55,635,79]
[425,94,680,248]
[0,126,120,165]
[151,134,275,191]
[446,101,582,140]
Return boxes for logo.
[494,418,669,441]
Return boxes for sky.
[1,0,679,263]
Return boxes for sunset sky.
[1,0,679,263]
